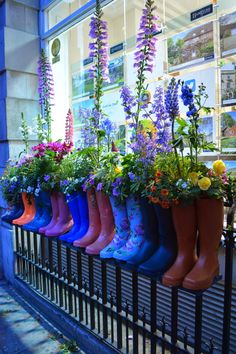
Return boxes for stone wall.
[0,0,40,280]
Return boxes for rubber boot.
[113,195,145,261]
[23,191,52,232]
[100,196,130,259]
[12,193,36,226]
[86,191,115,255]
[60,193,81,241]
[162,202,198,287]
[183,198,224,290]
[64,192,89,243]
[125,199,159,268]
[73,189,101,247]
[45,192,73,237]
[39,192,59,234]
[1,197,24,223]
[138,204,177,278]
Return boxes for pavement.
[0,280,85,354]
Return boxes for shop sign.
[191,4,213,21]
[110,43,124,54]
[83,57,93,66]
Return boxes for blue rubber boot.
[138,204,177,279]
[59,193,81,241]
[126,198,159,268]
[113,195,145,261]
[66,191,89,243]
[100,196,130,259]
[23,191,52,232]
[1,198,24,223]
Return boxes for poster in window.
[102,91,126,153]
[221,111,236,154]
[72,70,94,99]
[72,98,94,126]
[103,56,124,92]
[221,62,236,106]
[220,11,236,57]
[174,116,214,155]
[177,67,215,114]
[167,22,214,72]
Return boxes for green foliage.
[20,112,29,154]
[59,147,98,195]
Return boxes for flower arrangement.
[145,153,229,207]
[0,161,22,206]
[59,147,98,196]
[30,141,72,193]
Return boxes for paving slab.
[0,281,85,354]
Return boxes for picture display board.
[49,0,236,158]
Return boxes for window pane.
[48,0,236,155]
[47,0,90,30]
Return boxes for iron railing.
[12,204,236,354]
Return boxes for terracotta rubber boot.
[45,192,73,237]
[183,198,224,290]
[86,191,115,255]
[39,192,59,234]
[73,189,101,248]
[162,202,198,287]
[12,193,36,226]
[100,196,130,259]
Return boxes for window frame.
[40,0,114,43]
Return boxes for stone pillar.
[0,0,40,281]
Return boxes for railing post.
[222,202,235,353]
[88,255,95,330]
[171,287,178,354]
[132,270,139,354]
[194,293,203,354]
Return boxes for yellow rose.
[188,172,199,186]
[115,166,122,174]
[198,177,211,191]
[213,160,226,175]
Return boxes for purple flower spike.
[165,78,179,120]
[134,0,159,75]
[88,3,109,83]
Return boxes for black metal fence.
[13,204,236,354]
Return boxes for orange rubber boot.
[13,192,36,226]
[73,189,101,247]
[162,202,198,287]
[86,191,115,255]
[183,198,223,290]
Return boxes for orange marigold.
[160,189,169,196]
[150,186,157,192]
[155,171,162,178]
